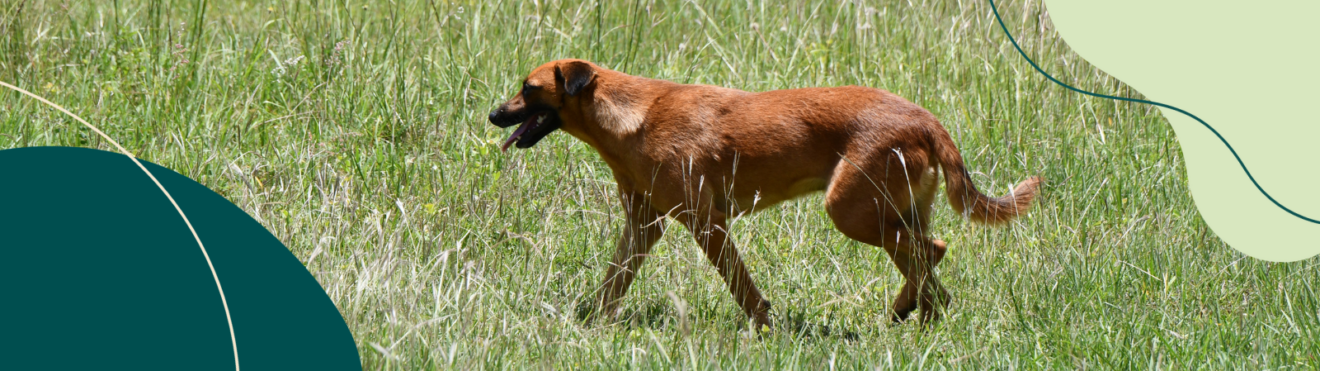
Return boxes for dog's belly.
[718,176,830,213]
[788,177,830,195]
[705,137,843,213]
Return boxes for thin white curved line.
[1,81,240,371]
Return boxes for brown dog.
[489,59,1041,328]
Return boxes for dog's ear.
[555,60,596,97]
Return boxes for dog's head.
[488,59,598,151]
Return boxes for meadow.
[3,0,1318,369]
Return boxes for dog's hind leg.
[886,229,948,324]
[832,215,949,325]
[826,151,950,325]
[889,238,947,322]
[593,192,667,322]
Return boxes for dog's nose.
[488,108,500,124]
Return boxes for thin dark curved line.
[987,0,1319,225]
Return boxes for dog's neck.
[559,71,671,187]
[565,72,657,151]
[587,71,650,136]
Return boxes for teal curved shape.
[0,146,360,370]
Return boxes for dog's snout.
[488,107,501,124]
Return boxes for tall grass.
[3,0,1317,369]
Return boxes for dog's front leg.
[591,192,667,323]
[679,211,773,330]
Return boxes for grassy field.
[4,0,1318,369]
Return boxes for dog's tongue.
[501,115,537,152]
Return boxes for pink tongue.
[501,116,537,152]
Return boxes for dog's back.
[637,84,959,213]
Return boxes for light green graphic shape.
[1044,0,1320,261]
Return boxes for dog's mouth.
[501,111,561,151]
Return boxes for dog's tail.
[930,128,1042,224]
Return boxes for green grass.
[3,0,1318,369]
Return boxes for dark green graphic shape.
[987,0,1319,224]
[0,147,360,370]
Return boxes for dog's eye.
[522,82,541,93]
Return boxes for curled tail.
[930,129,1042,224]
